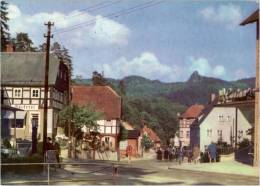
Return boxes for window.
[227,116,231,122]
[207,129,212,137]
[217,130,223,140]
[13,88,22,98]
[218,115,224,122]
[186,131,190,138]
[180,131,183,138]
[31,89,39,98]
[105,137,109,144]
[11,119,24,128]
[31,114,39,128]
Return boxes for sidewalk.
[168,154,259,177]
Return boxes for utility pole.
[42,21,54,156]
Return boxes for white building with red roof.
[179,104,205,147]
[71,85,121,151]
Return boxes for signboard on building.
[11,105,38,111]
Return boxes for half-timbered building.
[1,52,69,142]
[71,85,121,151]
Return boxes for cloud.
[200,4,242,28]
[189,57,226,77]
[8,4,130,47]
[213,65,226,76]
[95,52,182,82]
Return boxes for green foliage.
[13,32,36,51]
[141,135,153,150]
[92,71,107,86]
[59,104,103,134]
[238,138,251,150]
[119,124,128,141]
[1,0,10,51]
[122,97,186,142]
[2,138,11,148]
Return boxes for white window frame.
[13,88,22,98]
[31,88,40,98]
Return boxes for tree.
[59,104,103,159]
[1,0,10,51]
[92,71,107,86]
[141,134,153,151]
[14,32,36,51]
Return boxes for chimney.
[5,43,15,52]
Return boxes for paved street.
[2,159,259,185]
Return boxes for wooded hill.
[73,71,255,142]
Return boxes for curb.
[168,166,259,178]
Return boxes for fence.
[1,162,118,185]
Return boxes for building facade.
[191,106,253,152]
[179,104,204,147]
[1,52,69,142]
[71,85,121,151]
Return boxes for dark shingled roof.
[71,85,121,120]
[1,52,60,85]
[240,9,259,25]
[127,130,140,139]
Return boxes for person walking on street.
[164,147,169,161]
[178,146,184,165]
[208,141,217,163]
[126,144,133,164]
[192,145,200,164]
[156,147,162,161]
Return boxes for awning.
[2,111,27,119]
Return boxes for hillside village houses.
[71,85,121,151]
[1,52,70,145]
[178,104,204,147]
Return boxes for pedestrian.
[188,149,193,163]
[46,137,54,151]
[208,141,217,163]
[53,140,61,168]
[192,145,200,164]
[126,144,133,164]
[164,147,169,161]
[168,146,173,161]
[156,147,162,161]
[178,146,184,165]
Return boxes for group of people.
[156,143,216,164]
[156,145,185,164]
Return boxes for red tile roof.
[142,125,161,143]
[71,85,121,120]
[180,104,204,119]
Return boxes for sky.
[7,0,258,82]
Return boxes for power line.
[54,0,156,33]
[53,1,163,35]
[55,0,121,24]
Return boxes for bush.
[3,138,12,149]
[141,135,153,150]
[238,138,251,150]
